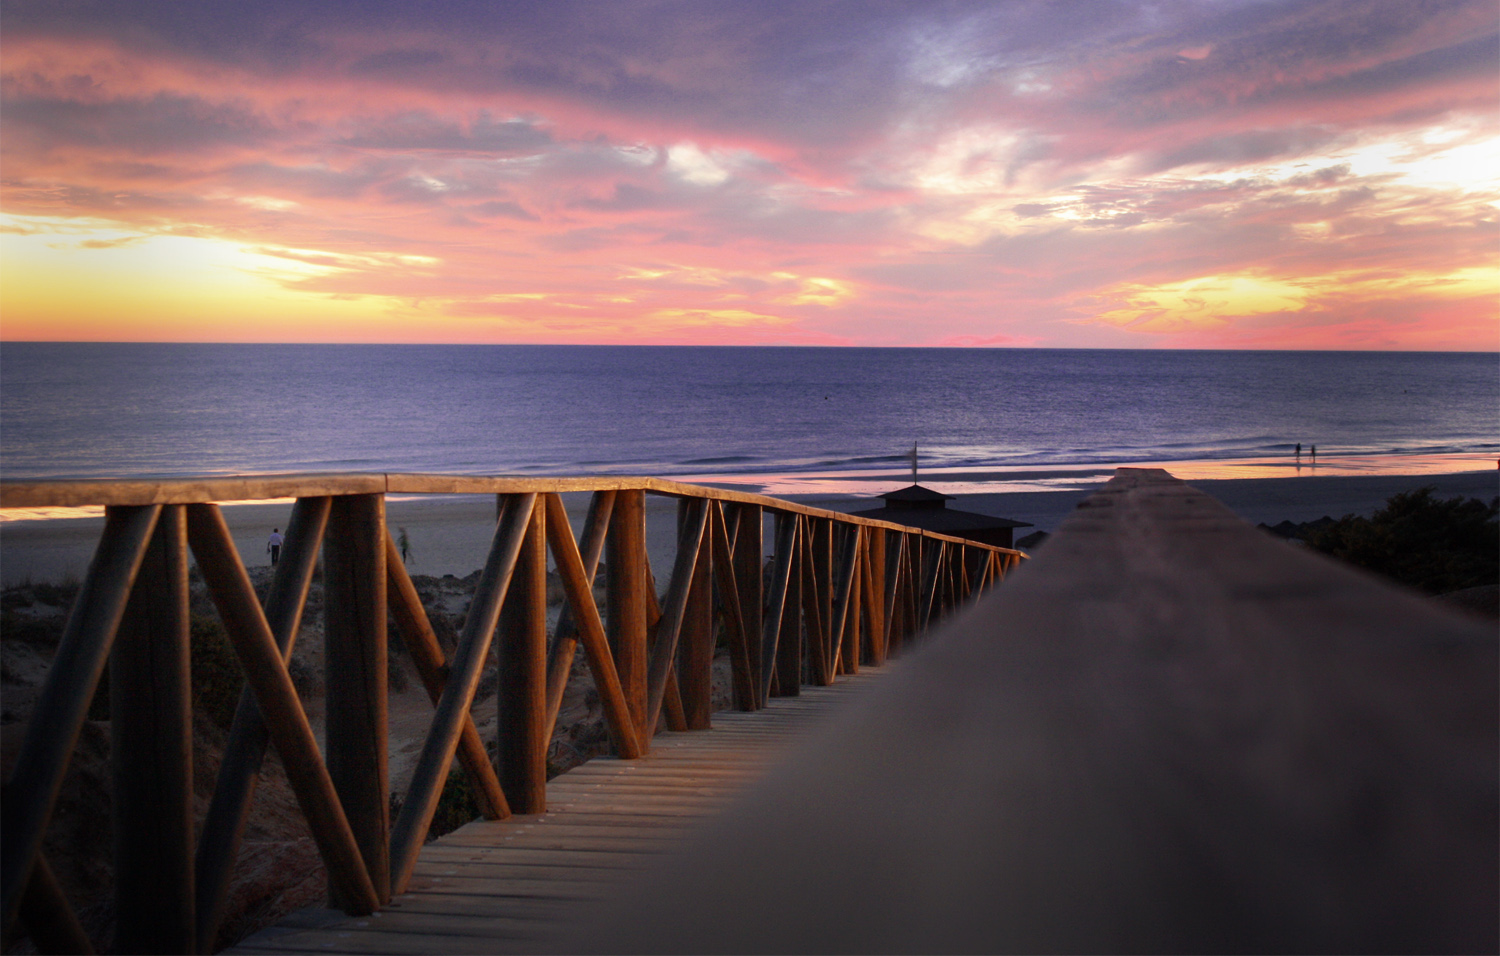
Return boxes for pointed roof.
[878,484,954,504]
[850,482,1033,534]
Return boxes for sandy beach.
[2,468,1494,587]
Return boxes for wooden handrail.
[561,468,1499,954]
[0,473,1024,954]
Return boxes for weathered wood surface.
[0,473,1027,553]
[227,674,886,955]
[559,467,1499,954]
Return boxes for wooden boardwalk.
[230,671,885,954]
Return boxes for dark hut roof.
[878,484,954,504]
[850,482,1032,533]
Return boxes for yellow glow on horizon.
[1092,266,1500,336]
[0,216,410,340]
[1094,274,1306,332]
[647,307,790,328]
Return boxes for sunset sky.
[2,0,1496,349]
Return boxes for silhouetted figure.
[1295,443,1301,462]
[267,528,283,565]
[1310,444,1317,464]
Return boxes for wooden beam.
[570,468,1499,954]
[389,494,535,895]
[2,504,160,937]
[496,498,549,815]
[866,529,886,666]
[385,532,507,822]
[709,503,756,712]
[1,474,1028,561]
[826,526,860,679]
[184,504,379,916]
[730,504,764,707]
[645,498,708,735]
[323,493,390,907]
[607,490,650,752]
[677,502,715,731]
[759,513,798,703]
[111,505,194,955]
[543,493,640,760]
[18,856,93,956]
[544,491,615,735]
[775,517,806,697]
[840,534,864,675]
[195,496,331,952]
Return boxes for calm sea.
[1,344,1495,482]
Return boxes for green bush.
[1306,488,1499,595]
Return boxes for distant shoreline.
[2,468,1494,587]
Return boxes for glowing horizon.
[2,1,1496,349]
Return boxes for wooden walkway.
[229,671,886,954]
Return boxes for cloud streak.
[1,0,1494,348]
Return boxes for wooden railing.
[0,474,1024,954]
[559,468,1498,954]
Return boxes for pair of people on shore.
[1295,443,1317,463]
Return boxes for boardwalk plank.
[229,672,887,954]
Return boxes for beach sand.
[2,469,1494,586]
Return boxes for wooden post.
[385,534,508,822]
[607,490,649,752]
[388,495,534,895]
[709,504,755,712]
[645,499,706,734]
[324,493,389,907]
[775,517,805,696]
[543,494,640,760]
[677,501,714,730]
[111,505,194,955]
[759,513,798,703]
[809,518,832,685]
[833,526,861,677]
[730,504,763,707]
[544,491,615,734]
[867,529,886,665]
[18,856,93,956]
[196,496,331,952]
[185,504,379,916]
[2,504,159,939]
[497,499,549,814]
[828,522,864,678]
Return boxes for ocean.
[2,344,1496,488]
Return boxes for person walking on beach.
[267,528,283,566]
[1295,442,1302,462]
[1310,444,1317,464]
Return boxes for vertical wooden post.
[544,491,615,735]
[867,529,886,665]
[111,505,193,955]
[759,513,797,703]
[323,493,389,907]
[809,518,832,685]
[840,532,862,676]
[677,501,714,730]
[774,517,804,696]
[195,497,332,953]
[730,504,764,708]
[496,501,549,814]
[607,490,649,752]
[2,504,159,939]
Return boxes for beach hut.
[851,484,1033,549]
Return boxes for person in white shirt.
[267,528,284,566]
